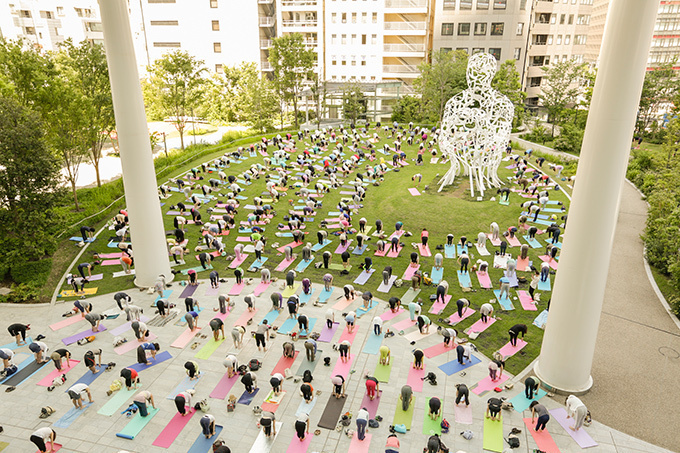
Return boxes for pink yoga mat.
[37,360,80,386]
[516,256,530,271]
[380,308,404,321]
[389,230,405,240]
[332,296,355,311]
[277,241,303,253]
[408,188,421,196]
[276,258,295,272]
[318,322,339,342]
[424,342,451,359]
[466,317,496,334]
[348,432,372,453]
[236,236,251,242]
[334,240,352,254]
[386,245,403,258]
[286,434,312,452]
[539,255,559,270]
[35,444,62,453]
[254,281,271,296]
[234,309,258,326]
[49,315,84,331]
[152,409,196,447]
[229,254,249,269]
[101,259,120,265]
[517,291,537,311]
[448,308,476,324]
[472,374,509,395]
[476,271,492,289]
[507,235,522,247]
[228,283,245,296]
[498,339,527,358]
[209,372,239,399]
[392,318,416,331]
[487,234,502,246]
[360,391,382,418]
[523,418,561,452]
[115,333,158,355]
[170,327,201,349]
[338,326,359,344]
[374,248,388,257]
[407,365,425,392]
[402,265,420,280]
[271,351,299,375]
[205,285,220,296]
[98,252,123,259]
[550,408,597,448]
[429,295,451,315]
[331,354,355,379]
[418,244,431,257]
[454,403,473,424]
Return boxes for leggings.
[460,258,469,272]
[174,395,186,414]
[295,420,306,440]
[255,333,266,348]
[421,236,428,246]
[30,435,47,452]
[339,345,349,358]
[535,414,550,431]
[326,318,333,328]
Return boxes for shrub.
[10,258,52,286]
[0,283,42,304]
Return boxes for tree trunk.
[293,95,299,128]
[94,160,101,187]
[179,130,185,150]
[71,180,79,210]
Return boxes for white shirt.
[326,309,334,320]
[32,427,53,441]
[272,373,284,382]
[372,316,383,327]
[297,412,309,423]
[202,414,216,424]
[356,408,369,421]
[68,383,89,395]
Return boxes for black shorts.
[30,435,46,452]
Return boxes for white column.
[98,0,172,288]
[534,0,659,394]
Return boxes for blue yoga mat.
[356,300,379,318]
[362,333,383,355]
[521,211,550,220]
[0,353,32,384]
[53,402,93,428]
[278,232,294,237]
[300,288,315,305]
[238,388,260,405]
[523,236,542,249]
[261,309,281,325]
[128,351,173,372]
[533,310,549,329]
[155,290,172,302]
[431,267,444,284]
[352,244,368,255]
[1,337,33,351]
[510,389,547,412]
[438,355,482,376]
[69,237,95,242]
[545,239,562,249]
[166,373,202,399]
[493,289,515,310]
[530,218,554,226]
[295,398,317,417]
[298,318,317,337]
[318,288,334,303]
[277,318,297,335]
[295,258,315,273]
[537,277,551,291]
[250,258,268,269]
[456,244,469,255]
[69,368,107,388]
[542,207,564,213]
[457,271,472,288]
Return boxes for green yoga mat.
[328,264,352,271]
[374,361,392,383]
[422,398,442,435]
[0,441,8,451]
[392,396,416,430]
[195,338,224,359]
[116,407,160,439]
[98,385,141,416]
[483,415,504,452]
[181,265,213,275]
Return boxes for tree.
[198,71,238,124]
[143,50,206,149]
[308,73,326,128]
[492,60,526,128]
[391,95,423,123]
[638,62,679,134]
[341,81,367,124]
[539,60,587,136]
[55,40,115,187]
[415,49,468,123]
[0,96,64,275]
[0,39,56,111]
[269,34,316,129]
[234,63,278,132]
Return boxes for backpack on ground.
[392,424,407,434]
[506,436,520,448]
[237,364,248,375]
[461,430,474,440]
[302,370,313,383]
[248,359,261,371]
[423,371,437,385]
[440,418,450,433]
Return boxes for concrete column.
[534,0,659,394]
[98,0,172,287]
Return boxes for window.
[212,20,219,31]
[210,0,218,7]
[352,13,356,23]
[581,0,593,4]
[529,77,542,87]
[520,0,527,9]
[342,13,347,23]
[441,23,454,36]
[493,0,506,9]
[372,12,377,23]
[19,10,31,18]
[150,20,179,26]
[371,34,377,44]
[213,42,222,53]
[532,34,548,45]
[574,54,583,63]
[362,12,367,23]
[564,35,571,45]
[153,42,181,47]
[516,23,524,35]
[361,60,366,66]
[351,59,356,66]
[460,0,472,9]
[547,35,553,45]
[342,59,346,65]
[574,34,587,45]
[443,0,456,9]
[472,47,484,54]
[331,34,337,44]
[550,14,556,24]
[568,14,574,25]
[458,23,470,36]
[351,34,356,44]
[85,22,103,32]
[514,47,521,60]
[56,7,64,16]
[332,59,337,65]
[474,23,487,35]
[556,35,562,45]
[342,34,347,44]
[40,11,54,19]
[24,26,36,35]
[477,0,489,9]
[577,15,590,25]
[560,14,565,24]
[441,47,452,53]
[491,23,504,36]
[215,64,223,74]
[456,47,469,54]
[362,34,366,44]
[489,48,501,60]
[332,13,337,23]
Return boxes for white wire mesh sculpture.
[438,53,514,196]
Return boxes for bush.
[553,124,585,155]
[10,258,52,286]
[0,283,42,304]
[391,96,423,123]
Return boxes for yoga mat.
[505,271,519,287]
[49,315,84,331]
[498,339,527,358]
[98,385,140,416]
[429,294,451,315]
[444,244,456,258]
[538,275,552,291]
[392,318,415,331]
[181,265,213,275]
[404,329,436,342]
[476,271,493,289]
[472,374,509,395]
[388,230,404,240]
[438,355,482,376]
[334,240,352,254]
[550,407,598,448]
[455,403,473,424]
[353,269,375,285]
[338,326,358,344]
[533,310,549,329]
[166,373,202,399]
[296,356,319,376]
[248,421,282,453]
[187,425,223,453]
[275,257,295,272]
[494,289,515,310]
[457,244,469,255]
[59,288,98,297]
[250,257,269,269]
[448,308,476,324]
[377,275,397,293]
[277,318,298,335]
[299,288,315,305]
[36,360,80,387]
[430,267,444,284]
[373,361,392,383]
[317,394,347,429]
[510,389,547,412]
[282,283,300,298]
[238,388,260,404]
[424,342,451,359]
[109,316,151,336]
[330,354,355,379]
[402,265,420,280]
[374,248,388,257]
[61,325,108,346]
[523,417,561,452]
[418,244,431,257]
[516,256,531,271]
[229,254,249,268]
[128,350,172,372]
[517,290,538,311]
[261,390,287,413]
[295,258,315,272]
[356,300,378,317]
[286,433,312,452]
[422,398,443,435]
[271,351,299,375]
[254,281,272,296]
[487,234,502,246]
[114,333,158,355]
[33,445,61,453]
[209,373,238,399]
[228,282,245,296]
[235,308,258,325]
[483,415,504,452]
[507,235,522,247]
[53,402,93,428]
[386,245,403,258]
[70,236,95,242]
[408,187,421,196]
[332,296,355,311]
[311,239,332,251]
[0,354,43,386]
[380,308,404,321]
[406,365,425,392]
[318,322,339,342]
[475,243,491,256]
[352,244,368,255]
[523,235,542,248]
[348,432,372,452]
[457,270,472,288]
[401,288,421,304]
[152,409,196,447]
[170,327,201,348]
[392,396,415,430]
[494,254,509,269]
[70,368,107,387]
[295,398,317,418]
[361,332,383,354]
[466,317,496,334]
[360,391,382,419]
[318,287,334,303]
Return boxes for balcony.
[259,17,275,27]
[281,19,317,28]
[303,40,318,48]
[260,39,272,49]
[384,21,427,35]
[385,0,427,13]
[257,0,273,4]
[281,0,317,6]
[383,64,420,77]
[261,61,273,71]
[383,43,426,54]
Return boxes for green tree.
[415,49,468,123]
[55,40,115,187]
[235,63,278,132]
[539,60,587,136]
[0,38,56,111]
[341,81,367,124]
[391,95,423,123]
[492,59,526,128]
[638,62,679,134]
[143,50,206,150]
[269,34,316,128]
[198,71,238,124]
[0,96,64,277]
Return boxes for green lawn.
[60,130,572,374]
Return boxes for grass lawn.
[60,129,572,375]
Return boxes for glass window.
[351,34,356,44]
[477,0,489,9]
[332,13,337,23]
[210,0,218,8]
[560,14,565,24]
[342,34,347,44]
[514,47,521,60]
[215,64,223,74]
[352,13,356,23]
[474,23,487,35]
[372,12,377,23]
[547,35,553,45]
[362,34,366,44]
[331,34,337,44]
[460,0,472,9]
[491,23,504,36]
[456,47,469,54]
[493,0,506,9]
[472,47,484,54]
[342,13,347,23]
[568,14,574,25]
[550,14,556,24]
[371,34,377,44]
[213,42,221,53]
[362,12,367,23]
[556,35,562,45]
[489,48,501,60]
[443,0,456,9]
[516,23,524,35]
[458,23,470,35]
[565,35,571,45]
[520,0,527,9]
[441,23,454,36]
[441,47,453,53]
[212,20,219,31]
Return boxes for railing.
[383,43,425,52]
[281,19,317,27]
[261,62,273,71]
[532,40,547,45]
[384,21,427,31]
[385,0,428,7]
[257,0,274,4]
[281,0,317,6]
[383,64,419,73]
[260,39,272,48]
[259,17,275,26]
[303,40,318,47]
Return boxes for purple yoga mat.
[318,322,339,342]
[179,284,199,298]
[128,351,172,372]
[109,315,151,336]
[334,240,352,254]
[62,325,108,346]
[360,391,382,419]
[550,407,598,448]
